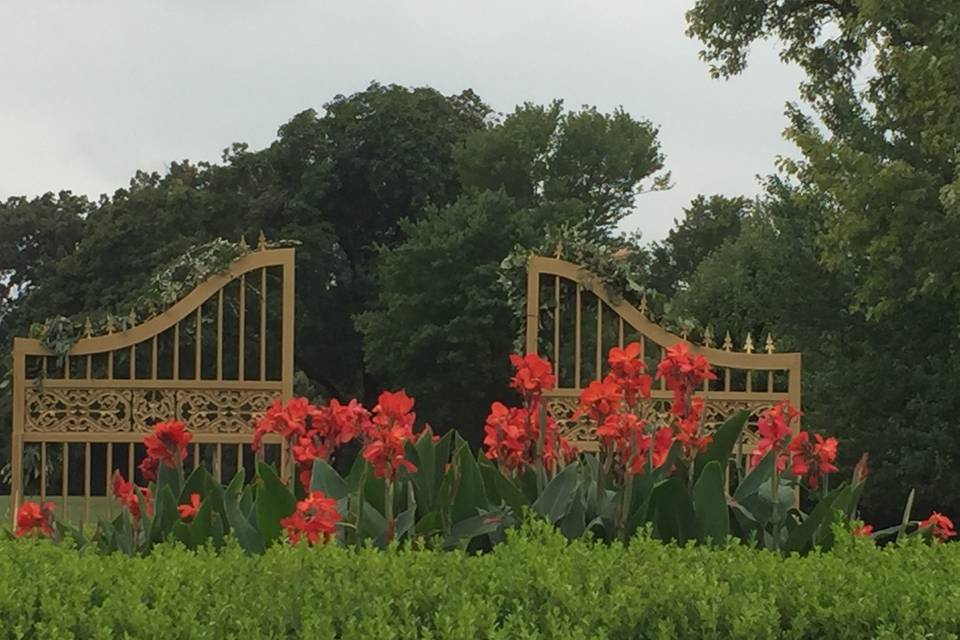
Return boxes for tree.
[647,194,750,296]
[687,0,960,318]
[361,103,669,440]
[673,179,960,524]
[455,102,670,230]
[7,83,489,405]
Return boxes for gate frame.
[9,245,294,524]
[524,255,801,451]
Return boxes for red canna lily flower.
[574,379,624,422]
[14,501,56,538]
[607,343,653,407]
[143,420,192,469]
[788,431,839,490]
[112,471,154,521]
[852,523,874,538]
[655,342,716,417]
[751,402,801,471]
[508,353,556,405]
[281,491,342,545]
[138,455,160,483]
[918,512,956,541]
[178,493,202,521]
[362,390,418,481]
[674,396,712,458]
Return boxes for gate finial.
[743,332,755,354]
[83,317,93,338]
[257,230,267,250]
[639,295,648,317]
[722,331,733,351]
[765,333,776,354]
[703,326,714,348]
[106,315,115,334]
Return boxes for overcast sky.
[0,1,804,243]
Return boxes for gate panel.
[524,256,801,454]
[9,245,294,524]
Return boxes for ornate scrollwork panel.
[25,388,131,432]
[177,389,279,433]
[132,389,177,430]
[547,394,779,453]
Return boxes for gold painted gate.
[9,244,294,524]
[524,256,801,455]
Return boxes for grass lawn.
[1,495,115,527]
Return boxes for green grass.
[1,495,115,526]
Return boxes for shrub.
[1,522,959,639]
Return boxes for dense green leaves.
[9,522,960,639]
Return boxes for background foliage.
[4,0,960,525]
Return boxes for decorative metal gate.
[9,244,294,524]
[524,256,802,454]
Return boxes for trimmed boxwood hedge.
[1,521,958,639]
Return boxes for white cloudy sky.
[0,1,804,242]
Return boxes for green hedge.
[1,522,958,639]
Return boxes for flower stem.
[384,479,395,544]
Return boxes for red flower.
[918,512,957,541]
[280,491,342,545]
[138,455,160,483]
[483,401,571,473]
[14,501,55,538]
[627,426,674,475]
[655,342,716,416]
[112,471,153,521]
[253,397,312,451]
[256,397,366,488]
[788,431,839,490]
[143,420,192,469]
[675,396,712,458]
[852,523,874,538]
[362,390,417,481]
[751,402,801,471]
[574,379,623,422]
[178,493,202,521]
[607,343,653,407]
[509,354,556,404]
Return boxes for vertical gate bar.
[260,268,267,381]
[574,287,582,388]
[618,317,624,348]
[193,443,200,469]
[129,345,134,380]
[195,307,202,380]
[523,261,540,356]
[746,368,753,393]
[106,443,113,518]
[128,444,135,483]
[724,367,731,393]
[216,289,224,381]
[108,350,114,379]
[553,276,560,372]
[86,354,91,379]
[215,444,223,483]
[282,253,295,394]
[84,442,91,524]
[40,442,47,502]
[64,355,71,380]
[768,370,774,393]
[173,322,180,380]
[237,443,244,476]
[62,443,69,521]
[595,300,602,380]
[238,274,246,381]
[152,336,158,379]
